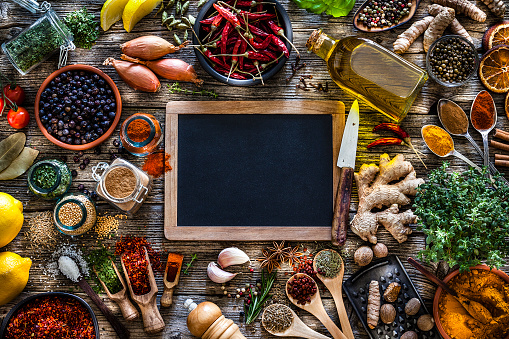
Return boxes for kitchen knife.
[332,100,359,247]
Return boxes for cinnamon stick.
[495,159,509,167]
[495,154,509,161]
[494,129,509,143]
[490,140,509,152]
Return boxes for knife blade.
[332,100,359,247]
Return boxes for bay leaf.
[0,132,26,172]
[0,147,39,180]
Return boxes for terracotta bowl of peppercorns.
[35,64,122,150]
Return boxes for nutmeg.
[380,304,396,324]
[417,314,435,331]
[372,243,388,258]
[405,298,421,315]
[354,246,373,267]
[383,282,401,302]
[401,331,418,339]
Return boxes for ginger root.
[431,0,486,22]
[367,280,380,329]
[423,7,455,52]
[393,16,434,53]
[428,4,473,43]
[481,0,506,17]
[351,154,424,244]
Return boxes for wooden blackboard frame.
[164,101,345,241]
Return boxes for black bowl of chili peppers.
[193,0,293,86]
[0,292,100,338]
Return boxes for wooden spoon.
[161,252,184,307]
[313,250,354,339]
[121,247,165,334]
[407,257,493,324]
[262,304,331,339]
[286,273,347,339]
[94,260,139,321]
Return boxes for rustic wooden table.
[1,0,508,338]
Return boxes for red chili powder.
[471,91,495,130]
[142,152,172,178]
[127,119,151,142]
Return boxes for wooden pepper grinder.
[185,299,246,339]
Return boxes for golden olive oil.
[307,30,428,122]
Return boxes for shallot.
[120,35,189,60]
[121,54,203,86]
[103,58,161,92]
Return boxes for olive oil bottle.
[307,29,428,122]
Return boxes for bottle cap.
[306,29,325,53]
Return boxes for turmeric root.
[431,0,486,22]
[367,281,380,329]
[423,7,455,52]
[351,154,424,244]
[393,16,434,53]
[428,4,473,43]
[481,0,505,17]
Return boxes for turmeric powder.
[422,125,454,156]
[438,269,509,339]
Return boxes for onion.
[120,36,189,60]
[103,58,160,92]
[121,54,203,86]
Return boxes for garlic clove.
[217,247,250,269]
[207,262,237,283]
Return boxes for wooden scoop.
[286,273,347,339]
[313,250,354,339]
[121,247,165,334]
[161,252,184,307]
[94,260,139,321]
[408,257,493,324]
[262,304,331,339]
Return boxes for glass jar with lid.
[119,113,162,156]
[27,159,72,200]
[54,192,97,236]
[2,0,74,75]
[92,158,152,214]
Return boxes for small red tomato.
[0,97,5,115]
[3,84,25,106]
[7,107,29,129]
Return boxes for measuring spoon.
[470,91,497,170]
[286,273,347,339]
[421,125,482,172]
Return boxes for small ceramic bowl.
[0,292,100,338]
[35,64,122,150]
[426,35,479,88]
[433,264,509,339]
[193,0,292,86]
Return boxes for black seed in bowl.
[428,37,477,85]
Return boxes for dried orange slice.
[483,22,509,50]
[505,92,509,119]
[479,45,509,93]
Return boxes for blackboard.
[164,101,345,241]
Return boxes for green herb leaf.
[64,7,100,49]
[244,269,276,324]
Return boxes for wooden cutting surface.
[1,0,509,338]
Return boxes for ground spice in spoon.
[439,101,469,135]
[422,125,454,156]
[471,91,495,130]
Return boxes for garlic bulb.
[207,262,237,283]
[217,247,250,268]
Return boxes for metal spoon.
[470,91,497,170]
[421,125,482,172]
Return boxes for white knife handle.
[332,167,354,247]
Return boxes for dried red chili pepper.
[373,123,409,139]
[249,34,272,49]
[239,40,247,69]
[271,35,289,57]
[239,10,276,20]
[221,22,232,62]
[200,14,220,25]
[214,3,241,28]
[367,137,405,149]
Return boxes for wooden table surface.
[1,0,508,338]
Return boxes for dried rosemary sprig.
[167,82,218,98]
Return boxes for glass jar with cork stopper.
[92,158,152,215]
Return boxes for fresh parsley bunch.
[414,162,509,272]
[64,8,99,49]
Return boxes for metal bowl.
[0,292,100,338]
[193,0,292,86]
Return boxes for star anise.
[257,249,280,273]
[267,241,291,263]
[281,244,304,266]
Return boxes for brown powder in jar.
[105,167,137,199]
[439,101,469,135]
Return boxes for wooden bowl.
[433,264,509,339]
[35,64,122,150]
[353,0,420,33]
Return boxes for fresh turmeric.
[427,4,473,43]
[423,7,456,52]
[422,125,454,156]
[481,0,505,17]
[393,16,434,54]
[438,269,509,339]
[431,0,486,22]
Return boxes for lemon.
[0,192,23,248]
[101,0,130,31]
[123,0,162,33]
[0,252,31,306]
